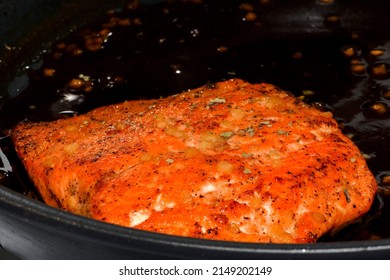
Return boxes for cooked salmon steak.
[12,79,377,243]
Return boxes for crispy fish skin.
[12,79,377,243]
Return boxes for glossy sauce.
[0,0,389,241]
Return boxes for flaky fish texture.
[13,79,377,243]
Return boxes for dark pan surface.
[0,0,390,259]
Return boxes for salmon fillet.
[12,79,377,243]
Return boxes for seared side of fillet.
[12,79,377,243]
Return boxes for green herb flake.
[190,103,198,109]
[258,121,273,129]
[276,129,289,136]
[244,168,252,174]
[220,131,234,139]
[343,188,351,203]
[242,152,253,158]
[207,97,226,107]
[240,126,255,137]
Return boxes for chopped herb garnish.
[244,168,252,174]
[276,129,289,136]
[240,126,255,137]
[190,103,198,109]
[258,121,273,128]
[247,127,255,137]
[207,97,226,107]
[242,152,253,158]
[343,188,351,203]
[220,131,234,139]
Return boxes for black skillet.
[0,0,389,259]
